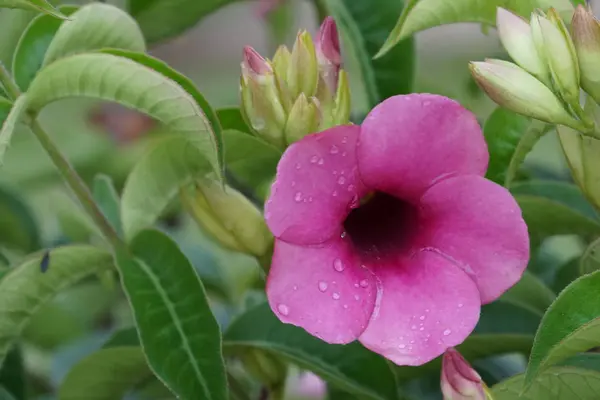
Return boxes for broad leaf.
[483,108,548,187]
[0,246,113,363]
[128,0,240,44]
[0,184,39,252]
[43,3,145,66]
[378,0,573,57]
[115,229,227,400]
[223,129,280,197]
[92,174,123,238]
[494,367,600,399]
[0,95,28,164]
[58,346,155,400]
[0,0,65,20]
[512,181,600,237]
[525,269,600,385]
[121,136,210,239]
[0,9,36,67]
[217,107,250,133]
[560,353,600,372]
[11,5,78,91]
[552,257,580,294]
[24,52,221,181]
[326,0,415,109]
[581,237,600,275]
[224,303,400,400]
[0,346,23,400]
[500,272,555,313]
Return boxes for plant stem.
[0,62,126,252]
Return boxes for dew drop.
[398,344,406,349]
[410,340,415,344]
[423,100,431,106]
[333,259,345,272]
[458,303,463,308]
[425,309,430,313]
[310,155,319,163]
[359,279,369,288]
[318,158,324,165]
[341,152,347,157]
[419,315,426,321]
[419,327,424,331]
[332,292,340,300]
[265,211,272,219]
[347,184,355,192]
[340,231,347,239]
[293,285,298,291]
[291,181,296,187]
[295,163,301,170]
[332,190,338,197]
[354,283,359,288]
[411,325,417,330]
[330,145,339,154]
[342,136,348,144]
[332,170,338,175]
[443,329,452,336]
[343,304,349,309]
[277,304,289,316]
[337,176,346,185]
[294,192,302,202]
[354,294,360,301]
[318,281,328,292]
[308,196,313,202]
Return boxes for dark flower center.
[343,192,420,259]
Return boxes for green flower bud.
[470,60,583,129]
[284,94,321,144]
[181,180,273,257]
[287,31,319,99]
[572,5,600,105]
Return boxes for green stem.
[0,62,126,252]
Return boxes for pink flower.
[441,348,486,400]
[316,17,341,93]
[264,94,529,366]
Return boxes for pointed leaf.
[0,0,66,20]
[223,303,399,400]
[127,0,240,44]
[24,52,221,180]
[494,367,600,399]
[325,0,415,109]
[500,271,556,313]
[11,5,78,91]
[0,246,113,363]
[92,174,123,238]
[552,257,580,294]
[0,95,28,165]
[525,269,600,385]
[581,238,600,275]
[0,346,24,400]
[58,347,156,400]
[0,9,36,68]
[115,229,227,400]
[378,0,573,57]
[43,3,145,66]
[217,107,250,134]
[0,184,39,252]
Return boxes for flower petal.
[265,125,366,245]
[267,237,377,344]
[357,94,488,200]
[418,175,530,304]
[358,250,481,366]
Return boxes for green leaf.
[103,326,140,349]
[500,271,556,313]
[43,3,145,66]
[223,303,399,400]
[377,0,573,57]
[0,95,28,164]
[0,184,40,252]
[58,346,155,400]
[217,107,250,134]
[325,0,415,109]
[552,257,580,294]
[494,367,600,399]
[0,245,113,363]
[581,237,600,275]
[560,353,600,372]
[128,0,240,44]
[483,108,549,187]
[115,229,227,400]
[24,52,221,181]
[223,129,280,196]
[11,5,78,91]
[0,346,24,400]
[0,9,36,68]
[93,174,123,238]
[0,0,66,20]
[511,181,600,237]
[525,269,600,385]
[121,136,211,239]
[0,387,16,400]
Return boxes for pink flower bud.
[441,348,486,400]
[316,17,342,94]
[243,46,272,77]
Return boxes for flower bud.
[284,94,321,144]
[441,348,486,400]
[332,70,351,126]
[496,8,550,85]
[241,46,287,147]
[470,60,583,129]
[288,31,319,99]
[533,9,580,105]
[572,5,600,105]
[316,16,342,94]
[181,180,273,257]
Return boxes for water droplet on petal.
[332,190,338,197]
[310,155,319,163]
[359,279,369,288]
[354,283,359,288]
[423,100,431,106]
[278,304,289,316]
[291,181,296,187]
[337,176,346,185]
[354,294,360,301]
[308,196,313,202]
[318,158,324,165]
[295,163,301,170]
[332,292,340,300]
[419,327,424,331]
[332,170,338,175]
[341,152,347,157]
[333,259,344,272]
[347,184,355,192]
[340,231,347,239]
[411,325,417,330]
[342,136,348,143]
[318,281,328,292]
[443,329,452,336]
[419,315,425,321]
[343,304,349,309]
[398,344,406,349]
[294,192,302,202]
[425,309,430,313]
[330,145,339,154]
[293,285,298,291]
[458,303,463,308]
